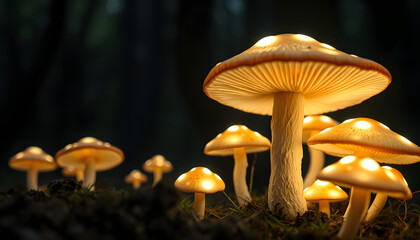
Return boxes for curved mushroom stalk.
[268,92,307,219]
[193,192,206,220]
[338,188,370,240]
[344,188,370,219]
[153,169,163,187]
[27,167,39,190]
[84,157,96,190]
[233,147,252,205]
[363,193,388,222]
[303,148,325,189]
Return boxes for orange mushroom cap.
[174,167,225,194]
[125,170,148,184]
[303,180,348,202]
[143,155,173,173]
[303,115,339,143]
[9,146,56,172]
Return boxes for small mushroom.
[174,167,225,220]
[62,167,84,182]
[302,115,338,188]
[363,166,412,222]
[204,125,271,205]
[125,170,148,189]
[204,34,391,218]
[318,156,410,240]
[143,155,172,187]
[303,180,348,217]
[9,146,57,190]
[55,137,124,190]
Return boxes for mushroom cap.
[203,34,391,116]
[303,115,339,143]
[61,166,83,176]
[318,155,411,198]
[174,167,225,194]
[381,166,412,199]
[307,117,420,164]
[143,155,173,173]
[204,125,271,156]
[303,180,348,202]
[125,169,148,183]
[9,146,57,172]
[55,137,124,171]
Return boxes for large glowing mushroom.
[56,137,124,189]
[143,155,173,187]
[204,34,391,218]
[318,156,410,240]
[174,167,225,220]
[302,115,338,188]
[9,146,57,190]
[204,125,271,205]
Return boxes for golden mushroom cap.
[318,156,410,197]
[204,125,271,156]
[174,167,225,194]
[303,180,348,202]
[55,137,124,171]
[302,115,339,143]
[204,34,391,116]
[9,146,57,172]
[381,166,412,200]
[143,155,173,173]
[125,169,148,183]
[307,117,420,164]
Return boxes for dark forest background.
[0,0,419,196]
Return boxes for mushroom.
[61,167,84,182]
[303,179,348,217]
[318,155,410,240]
[363,166,412,222]
[174,167,225,220]
[302,115,338,188]
[9,146,57,190]
[125,169,148,189]
[143,155,172,187]
[55,137,124,189]
[204,125,271,205]
[203,34,391,218]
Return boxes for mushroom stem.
[75,170,84,182]
[132,181,141,189]
[84,157,96,189]
[233,147,252,205]
[152,169,163,187]
[318,200,330,217]
[363,193,388,222]
[268,92,307,219]
[303,148,325,189]
[27,167,39,190]
[193,192,206,220]
[337,188,370,240]
[344,188,370,219]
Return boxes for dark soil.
[0,179,418,240]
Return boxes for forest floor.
[0,178,418,240]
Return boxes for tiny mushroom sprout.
[143,155,173,187]
[363,166,412,222]
[62,167,84,182]
[125,170,148,189]
[174,167,225,220]
[203,33,391,218]
[303,180,348,217]
[204,125,271,205]
[318,156,411,240]
[302,115,339,188]
[9,146,57,190]
[55,137,124,190]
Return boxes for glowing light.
[202,168,212,175]
[320,116,331,122]
[315,180,329,186]
[340,156,356,164]
[385,170,396,180]
[355,120,371,129]
[303,187,309,192]
[241,126,248,130]
[228,125,239,132]
[81,137,96,143]
[304,116,313,123]
[320,128,331,134]
[380,123,390,129]
[65,144,72,150]
[215,174,222,180]
[15,153,24,159]
[191,167,196,172]
[350,54,358,58]
[321,43,335,50]
[382,166,392,170]
[255,36,277,47]
[295,34,314,41]
[216,133,222,138]
[343,119,354,124]
[400,136,412,144]
[361,158,379,171]
[323,165,335,173]
[202,181,213,190]
[336,186,343,190]
[178,174,186,181]
[254,132,261,137]
[403,178,408,186]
